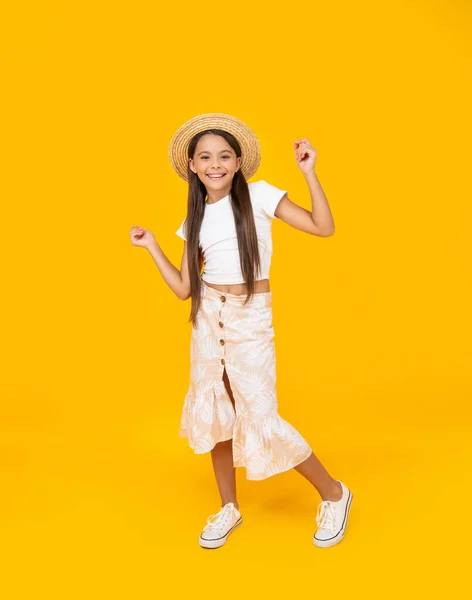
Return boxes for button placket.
[219,295,226,366]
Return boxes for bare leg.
[294,452,343,501]
[209,368,239,510]
[210,439,238,509]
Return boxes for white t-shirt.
[175,179,287,284]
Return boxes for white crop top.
[175,180,287,284]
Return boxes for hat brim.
[168,113,261,182]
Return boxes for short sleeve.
[255,180,287,219]
[175,217,187,240]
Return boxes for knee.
[211,438,233,452]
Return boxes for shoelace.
[316,500,337,531]
[204,502,237,531]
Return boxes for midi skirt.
[179,279,313,481]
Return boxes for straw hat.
[168,113,261,182]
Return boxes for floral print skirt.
[179,279,313,481]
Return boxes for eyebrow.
[197,149,233,156]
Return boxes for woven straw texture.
[168,113,261,181]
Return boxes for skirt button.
[219,321,224,328]
[221,358,225,365]
[220,296,226,302]
[219,339,225,346]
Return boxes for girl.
[130,113,353,550]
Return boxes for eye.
[200,155,231,159]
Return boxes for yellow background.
[1,0,471,597]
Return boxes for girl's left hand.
[294,138,317,174]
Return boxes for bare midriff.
[201,278,270,295]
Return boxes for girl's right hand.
[130,226,156,249]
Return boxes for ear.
[189,158,197,174]
[236,156,242,172]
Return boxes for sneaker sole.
[313,490,353,548]
[199,517,243,549]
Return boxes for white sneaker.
[199,502,243,549]
[313,480,353,548]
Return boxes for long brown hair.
[183,129,262,328]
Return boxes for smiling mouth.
[206,173,227,179]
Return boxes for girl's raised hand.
[294,138,317,175]
[130,225,156,249]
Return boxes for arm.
[275,138,335,237]
[274,171,335,237]
[147,239,192,300]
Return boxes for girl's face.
[189,134,241,191]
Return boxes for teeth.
[207,174,225,178]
